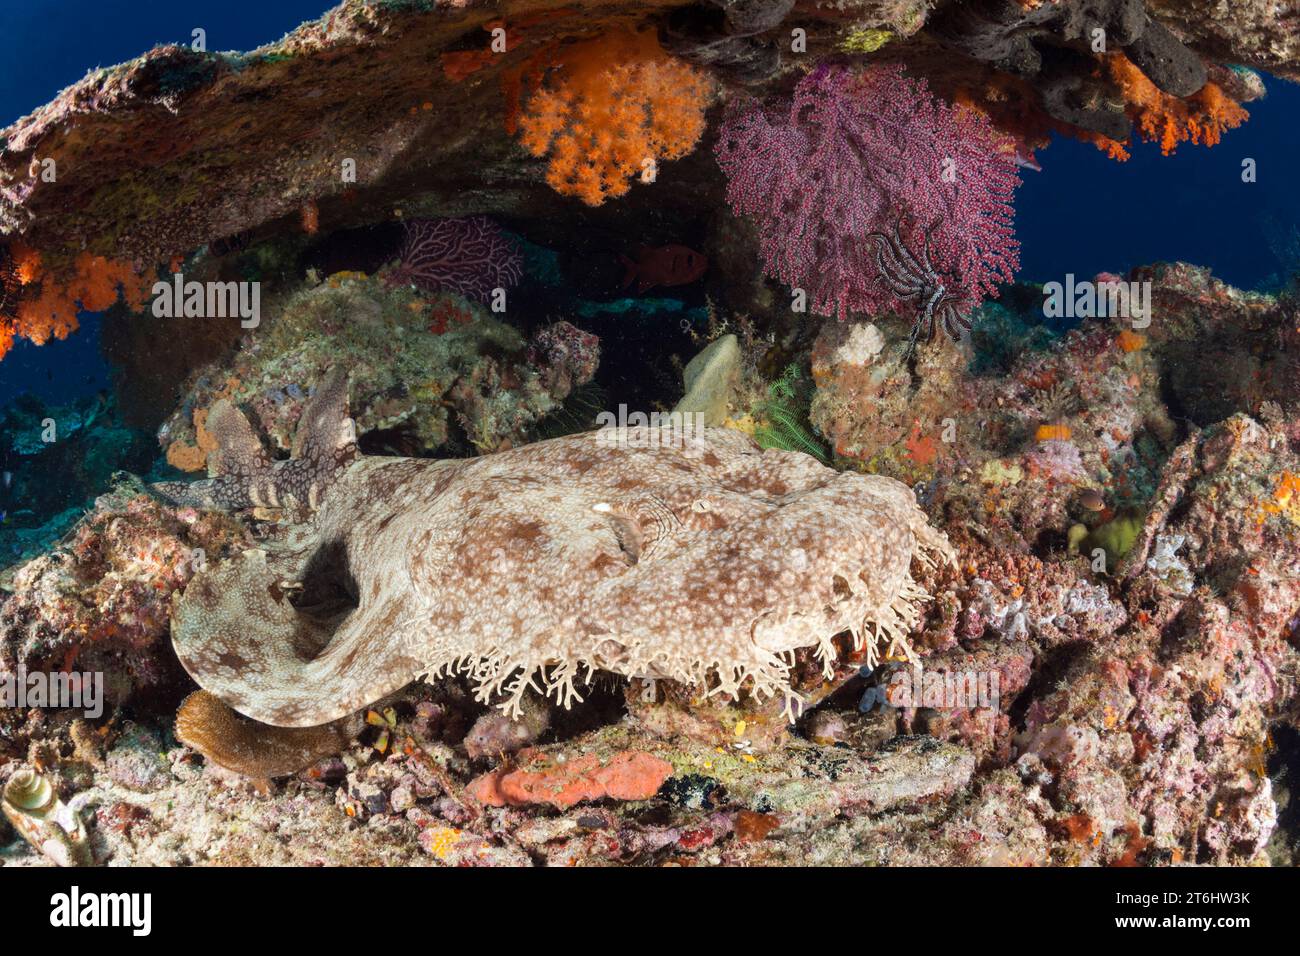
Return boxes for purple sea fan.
[388,216,524,302]
[714,63,1020,338]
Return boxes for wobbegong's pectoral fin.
[291,366,357,462]
[205,398,270,478]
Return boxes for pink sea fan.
[715,64,1020,336]
[389,216,524,302]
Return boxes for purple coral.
[388,216,524,302]
[714,64,1021,337]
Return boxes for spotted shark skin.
[158,370,954,728]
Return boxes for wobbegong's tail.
[152,368,358,513]
[172,546,422,727]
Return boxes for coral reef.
[1,0,1299,872]
[928,0,1209,108]
[1146,0,1300,81]
[0,0,1279,283]
[809,277,1177,518]
[156,272,598,461]
[919,1,1256,163]
[0,479,249,720]
[1,325,1297,866]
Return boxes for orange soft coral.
[952,72,1055,167]
[955,53,1247,165]
[1105,52,1248,158]
[1,245,154,360]
[513,28,710,206]
[165,406,219,473]
[10,242,42,285]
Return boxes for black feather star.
[865,223,971,355]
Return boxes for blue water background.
[0,0,327,408]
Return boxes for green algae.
[1082,508,1145,570]
[841,28,893,53]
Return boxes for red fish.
[619,245,707,292]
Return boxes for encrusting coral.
[156,367,954,727]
